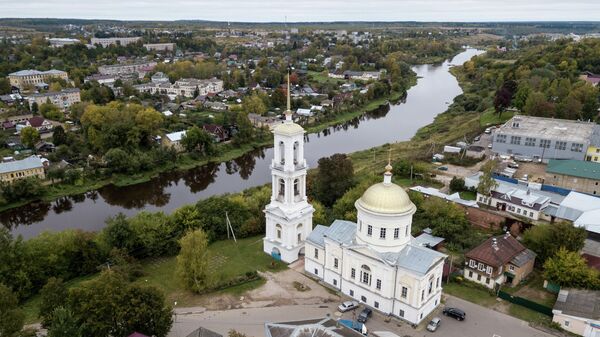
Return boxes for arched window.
[293,179,300,196]
[296,224,303,244]
[360,264,371,285]
[279,179,285,197]
[276,224,282,240]
[279,141,285,165]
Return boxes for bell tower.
[263,68,314,263]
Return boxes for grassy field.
[459,190,477,200]
[444,281,498,307]
[21,235,285,323]
[479,108,515,127]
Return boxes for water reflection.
[4,48,484,239]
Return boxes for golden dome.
[273,121,305,136]
[356,181,416,215]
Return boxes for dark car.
[357,307,372,323]
[443,307,466,321]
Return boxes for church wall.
[355,207,414,252]
[393,290,442,324]
[304,255,324,279]
[340,278,395,314]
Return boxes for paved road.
[169,296,554,337]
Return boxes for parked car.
[426,317,441,332]
[474,135,481,142]
[443,307,466,321]
[507,162,519,169]
[357,307,372,323]
[338,300,359,312]
[484,127,492,134]
[437,166,448,171]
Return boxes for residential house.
[204,101,228,111]
[296,108,313,117]
[552,289,600,337]
[98,61,157,78]
[143,43,175,52]
[0,93,23,106]
[151,72,170,84]
[464,234,536,289]
[91,37,142,47]
[202,124,229,142]
[17,116,53,133]
[134,78,223,98]
[580,72,600,87]
[545,159,600,195]
[28,88,81,110]
[0,155,45,182]
[477,184,551,221]
[47,38,81,47]
[162,130,186,152]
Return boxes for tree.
[20,126,40,148]
[181,126,215,155]
[522,222,586,263]
[476,160,498,196]
[103,148,130,173]
[40,103,64,121]
[52,125,68,146]
[271,87,286,109]
[47,307,81,337]
[0,78,11,95]
[0,283,25,337]
[418,197,471,249]
[30,102,39,114]
[314,153,355,207]
[0,177,46,202]
[176,229,214,293]
[513,82,530,111]
[233,112,254,146]
[523,91,554,117]
[39,278,67,327]
[116,284,173,337]
[494,80,517,117]
[242,93,267,116]
[449,177,466,193]
[544,248,600,289]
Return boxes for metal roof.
[554,288,600,320]
[323,220,356,245]
[495,115,596,144]
[0,156,44,174]
[547,159,600,181]
[165,130,186,142]
[306,225,328,248]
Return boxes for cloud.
[1,0,599,22]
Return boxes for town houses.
[134,78,224,98]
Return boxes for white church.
[263,73,447,325]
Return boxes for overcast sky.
[1,0,599,22]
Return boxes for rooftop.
[466,234,529,268]
[554,288,600,320]
[265,318,363,337]
[495,115,596,143]
[547,159,600,181]
[165,130,186,142]
[9,69,67,77]
[0,155,44,174]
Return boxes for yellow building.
[586,145,600,163]
[0,156,45,183]
[8,69,69,90]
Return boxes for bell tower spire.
[285,66,292,122]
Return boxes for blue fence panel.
[540,184,571,196]
[492,174,519,184]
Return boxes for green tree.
[449,177,466,193]
[20,126,40,148]
[523,91,554,117]
[271,87,286,109]
[52,125,68,146]
[181,126,215,155]
[47,307,81,337]
[0,78,11,95]
[103,148,130,173]
[477,160,498,196]
[39,277,67,327]
[116,284,173,337]
[0,177,46,202]
[40,103,64,121]
[176,229,214,293]
[233,112,254,146]
[314,153,355,207]
[0,283,25,337]
[544,248,600,289]
[522,222,586,263]
[513,82,530,111]
[242,92,267,115]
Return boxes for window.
[529,211,534,217]
[539,139,551,148]
[477,274,482,281]
[314,249,319,259]
[436,277,440,288]
[510,136,521,145]
[376,279,382,290]
[399,309,405,317]
[374,301,379,309]
[276,224,282,240]
[486,277,490,284]
[333,279,337,286]
[351,268,356,279]
[361,296,367,302]
[334,258,339,269]
[564,320,570,327]
[428,280,433,294]
[478,263,485,271]
[421,290,424,301]
[359,220,362,232]
[360,265,371,285]
[469,260,476,268]
[405,227,409,237]
[517,208,521,214]
[524,137,536,147]
[367,225,372,236]
[486,266,492,275]
[468,271,473,278]
[496,134,507,143]
[380,227,386,239]
[349,289,354,296]
[420,313,423,320]
[278,179,285,196]
[314,268,318,275]
[293,179,300,196]
[571,143,584,153]
[394,227,400,239]
[509,265,515,272]
[298,233,301,243]
[555,141,567,150]
[401,287,408,298]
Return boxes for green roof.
[547,159,600,180]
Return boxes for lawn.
[459,190,477,200]
[137,236,286,306]
[479,108,515,127]
[443,281,498,307]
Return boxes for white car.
[338,300,359,312]
[427,317,441,332]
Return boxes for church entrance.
[271,247,282,261]
[298,247,305,259]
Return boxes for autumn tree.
[20,126,40,148]
[242,92,268,116]
[544,248,600,289]
[494,80,517,117]
[522,222,586,263]
[176,229,214,293]
[477,160,498,196]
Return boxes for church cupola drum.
[263,69,314,263]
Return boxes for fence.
[497,290,553,316]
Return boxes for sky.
[1,0,599,22]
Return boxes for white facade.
[91,37,142,47]
[305,167,447,325]
[263,76,314,263]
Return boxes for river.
[3,48,484,239]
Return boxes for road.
[169,295,554,337]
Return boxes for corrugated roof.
[466,234,526,268]
[547,159,600,181]
[165,130,186,142]
[323,220,356,245]
[0,156,43,174]
[306,225,328,247]
[413,233,445,248]
[554,288,600,320]
[386,243,447,275]
[510,249,536,267]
